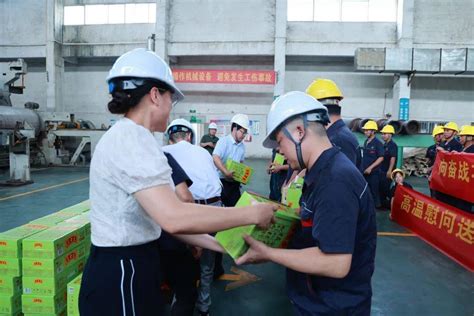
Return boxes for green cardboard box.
[216,191,300,259]
[225,159,253,184]
[0,277,21,296]
[282,177,304,209]
[22,255,85,296]
[0,224,51,258]
[22,243,86,278]
[64,213,91,236]
[0,258,21,277]
[59,200,90,214]
[22,290,67,314]
[22,223,87,259]
[0,295,21,314]
[67,273,82,316]
[23,308,66,316]
[273,153,285,166]
[29,210,84,226]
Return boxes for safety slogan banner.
[430,151,474,203]
[392,185,474,271]
[172,69,276,85]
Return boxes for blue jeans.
[196,200,222,312]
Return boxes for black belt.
[194,196,221,205]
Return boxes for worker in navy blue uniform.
[439,121,462,152]
[434,121,469,210]
[306,78,359,165]
[360,120,384,208]
[460,125,474,154]
[426,126,444,168]
[237,92,377,315]
[426,126,444,199]
[160,152,200,316]
[379,124,398,209]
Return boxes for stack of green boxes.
[21,220,89,315]
[225,159,253,184]
[0,224,51,315]
[216,191,300,259]
[66,273,82,316]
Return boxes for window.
[64,6,85,25]
[64,3,156,26]
[288,0,397,22]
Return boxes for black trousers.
[379,172,391,209]
[79,240,163,316]
[159,249,200,316]
[220,179,241,207]
[365,172,381,208]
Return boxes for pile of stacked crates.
[0,200,90,316]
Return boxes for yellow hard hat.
[362,120,378,131]
[391,168,405,180]
[459,125,474,136]
[432,125,444,137]
[443,121,459,132]
[306,79,344,101]
[380,125,395,134]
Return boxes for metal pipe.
[387,120,403,134]
[147,34,156,51]
[400,120,421,135]
[0,106,42,136]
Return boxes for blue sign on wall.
[399,98,410,120]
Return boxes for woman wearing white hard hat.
[79,48,276,315]
[200,122,220,155]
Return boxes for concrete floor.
[1,160,473,315]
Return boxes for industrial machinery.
[0,59,42,185]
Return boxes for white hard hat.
[263,91,329,148]
[106,48,184,103]
[166,118,195,144]
[230,114,250,131]
[208,122,218,129]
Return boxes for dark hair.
[107,79,170,114]
[326,104,341,115]
[231,123,243,131]
[169,131,189,143]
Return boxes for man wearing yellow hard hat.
[360,120,384,208]
[459,125,474,153]
[379,124,398,209]
[440,121,462,152]
[426,125,444,168]
[306,79,359,165]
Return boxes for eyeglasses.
[238,129,248,136]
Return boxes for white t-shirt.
[89,118,172,247]
[163,141,222,200]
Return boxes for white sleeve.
[108,127,171,194]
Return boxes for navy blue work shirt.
[381,140,398,172]
[327,119,360,166]
[464,145,474,153]
[425,144,438,167]
[441,138,463,152]
[287,147,377,315]
[159,152,193,251]
[361,137,384,173]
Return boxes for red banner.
[392,185,474,271]
[430,151,474,203]
[172,69,276,85]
